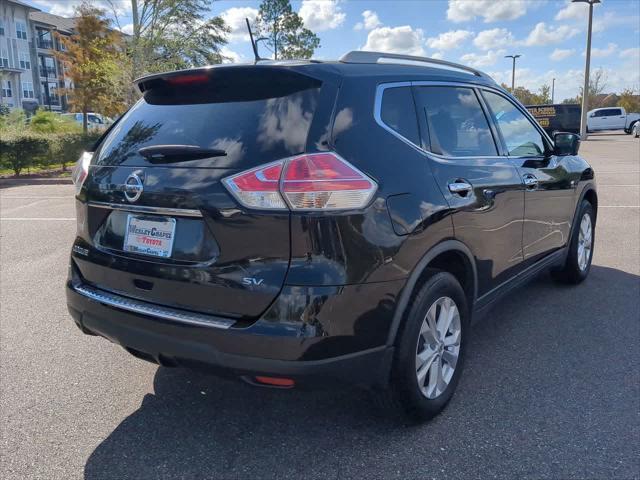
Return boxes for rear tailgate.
[73,65,332,320]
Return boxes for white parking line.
[0,217,75,221]
[0,196,72,199]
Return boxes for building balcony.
[41,94,61,106]
[37,39,54,50]
[39,66,57,78]
[0,64,23,74]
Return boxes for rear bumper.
[66,282,395,388]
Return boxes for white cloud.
[447,0,530,23]
[619,47,640,59]
[363,26,426,56]
[550,48,575,61]
[460,49,506,68]
[524,22,580,47]
[354,10,382,31]
[33,0,131,18]
[32,0,78,17]
[473,28,514,50]
[488,61,640,103]
[489,67,583,102]
[589,43,617,58]
[221,46,244,64]
[555,1,587,21]
[426,30,473,50]
[119,23,134,35]
[431,52,445,60]
[593,12,640,33]
[299,0,346,32]
[221,7,259,42]
[555,3,635,34]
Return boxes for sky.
[25,0,640,102]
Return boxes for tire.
[376,271,469,422]
[552,200,595,284]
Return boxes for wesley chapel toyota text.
[66,52,597,421]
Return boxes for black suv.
[66,51,597,421]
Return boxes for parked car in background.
[66,52,597,422]
[586,107,640,133]
[526,104,581,136]
[62,112,114,129]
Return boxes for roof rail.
[339,51,489,79]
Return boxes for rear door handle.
[448,181,473,196]
[523,174,538,190]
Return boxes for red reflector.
[166,74,209,86]
[254,376,295,387]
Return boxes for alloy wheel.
[577,213,593,271]
[415,296,462,399]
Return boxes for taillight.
[72,151,93,196]
[223,153,377,211]
[222,160,287,210]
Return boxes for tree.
[255,0,320,59]
[618,87,640,113]
[108,0,228,104]
[537,84,551,104]
[567,68,609,109]
[56,3,125,133]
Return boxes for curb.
[0,177,73,188]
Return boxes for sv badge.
[242,277,264,286]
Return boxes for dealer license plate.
[123,215,176,258]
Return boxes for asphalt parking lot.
[1,132,639,480]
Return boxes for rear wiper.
[138,145,227,163]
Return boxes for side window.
[608,108,622,116]
[414,86,497,157]
[380,86,420,146]
[482,91,546,157]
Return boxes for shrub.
[0,131,50,176]
[0,130,102,176]
[29,110,81,134]
[56,131,102,170]
[1,108,27,130]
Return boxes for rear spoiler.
[135,65,323,105]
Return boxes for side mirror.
[589,113,595,117]
[553,132,580,156]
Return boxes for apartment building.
[0,0,72,112]
[29,10,74,112]
[0,0,38,111]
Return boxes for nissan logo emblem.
[124,173,144,203]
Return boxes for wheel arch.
[567,183,598,250]
[386,240,477,346]
[582,186,598,218]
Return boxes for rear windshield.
[95,72,321,169]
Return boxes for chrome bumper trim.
[88,201,202,218]
[72,283,233,329]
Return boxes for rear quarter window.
[379,86,420,146]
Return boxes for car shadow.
[84,265,640,479]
